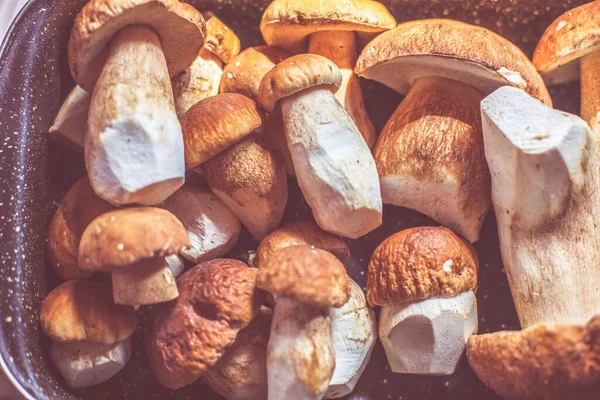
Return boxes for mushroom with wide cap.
[147,258,265,389]
[356,19,552,242]
[49,86,90,151]
[367,226,479,375]
[260,0,396,147]
[258,54,382,239]
[183,93,288,241]
[256,245,351,400]
[173,16,241,116]
[40,280,137,388]
[68,0,206,205]
[78,207,190,306]
[466,86,600,400]
[533,1,600,145]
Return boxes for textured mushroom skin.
[203,16,241,64]
[40,280,137,344]
[467,316,600,400]
[367,226,478,307]
[147,259,265,389]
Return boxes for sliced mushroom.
[356,19,552,242]
[258,54,382,239]
[49,86,90,150]
[367,227,479,375]
[68,0,206,205]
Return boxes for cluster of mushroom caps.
[41,0,600,398]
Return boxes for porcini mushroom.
[533,1,600,144]
[161,184,241,264]
[367,226,478,375]
[260,0,396,147]
[40,280,137,388]
[47,176,114,281]
[173,16,241,116]
[356,19,552,242]
[466,86,600,400]
[258,54,382,239]
[68,0,206,205]
[147,259,265,389]
[256,245,351,400]
[78,207,190,306]
[49,86,90,150]
[326,279,376,398]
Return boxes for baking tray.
[0,0,588,399]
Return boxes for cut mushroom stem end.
[112,257,179,306]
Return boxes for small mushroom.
[203,306,272,400]
[255,220,350,267]
[356,19,552,242]
[49,86,90,150]
[258,54,382,239]
[147,259,265,389]
[260,0,396,147]
[256,245,351,400]
[47,176,114,281]
[68,0,206,205]
[173,16,241,116]
[40,280,137,388]
[465,86,600,400]
[367,227,478,375]
[326,279,376,398]
[78,207,190,305]
[533,2,600,140]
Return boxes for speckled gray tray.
[0,0,588,399]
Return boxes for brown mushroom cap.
[40,280,137,344]
[78,207,190,272]
[147,259,265,389]
[255,220,350,267]
[258,54,342,113]
[256,245,350,308]
[47,177,114,280]
[181,93,266,168]
[68,0,207,91]
[467,316,600,400]
[204,16,241,64]
[367,226,478,307]
[260,0,396,54]
[356,19,552,106]
[533,1,600,83]
[221,46,291,101]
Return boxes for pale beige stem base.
[309,31,376,148]
[112,258,178,306]
[580,51,600,147]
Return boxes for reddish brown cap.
[78,207,190,271]
[467,316,600,400]
[367,226,478,307]
[204,16,241,64]
[40,280,137,344]
[147,259,265,389]
[256,245,350,307]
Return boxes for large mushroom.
[258,54,382,239]
[147,259,265,389]
[256,245,351,400]
[355,19,552,242]
[49,86,90,151]
[68,0,206,205]
[182,93,288,241]
[533,1,600,141]
[367,226,478,375]
[260,0,396,147]
[78,207,190,306]
[40,280,137,389]
[467,86,600,399]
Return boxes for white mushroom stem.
[111,257,179,306]
[308,31,376,148]
[87,25,185,206]
[172,47,223,117]
[166,254,186,278]
[49,86,90,150]
[281,87,382,239]
[267,297,335,400]
[50,338,132,389]
[580,50,600,146]
[379,290,478,375]
[482,86,600,328]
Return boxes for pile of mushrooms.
[40,0,600,398]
